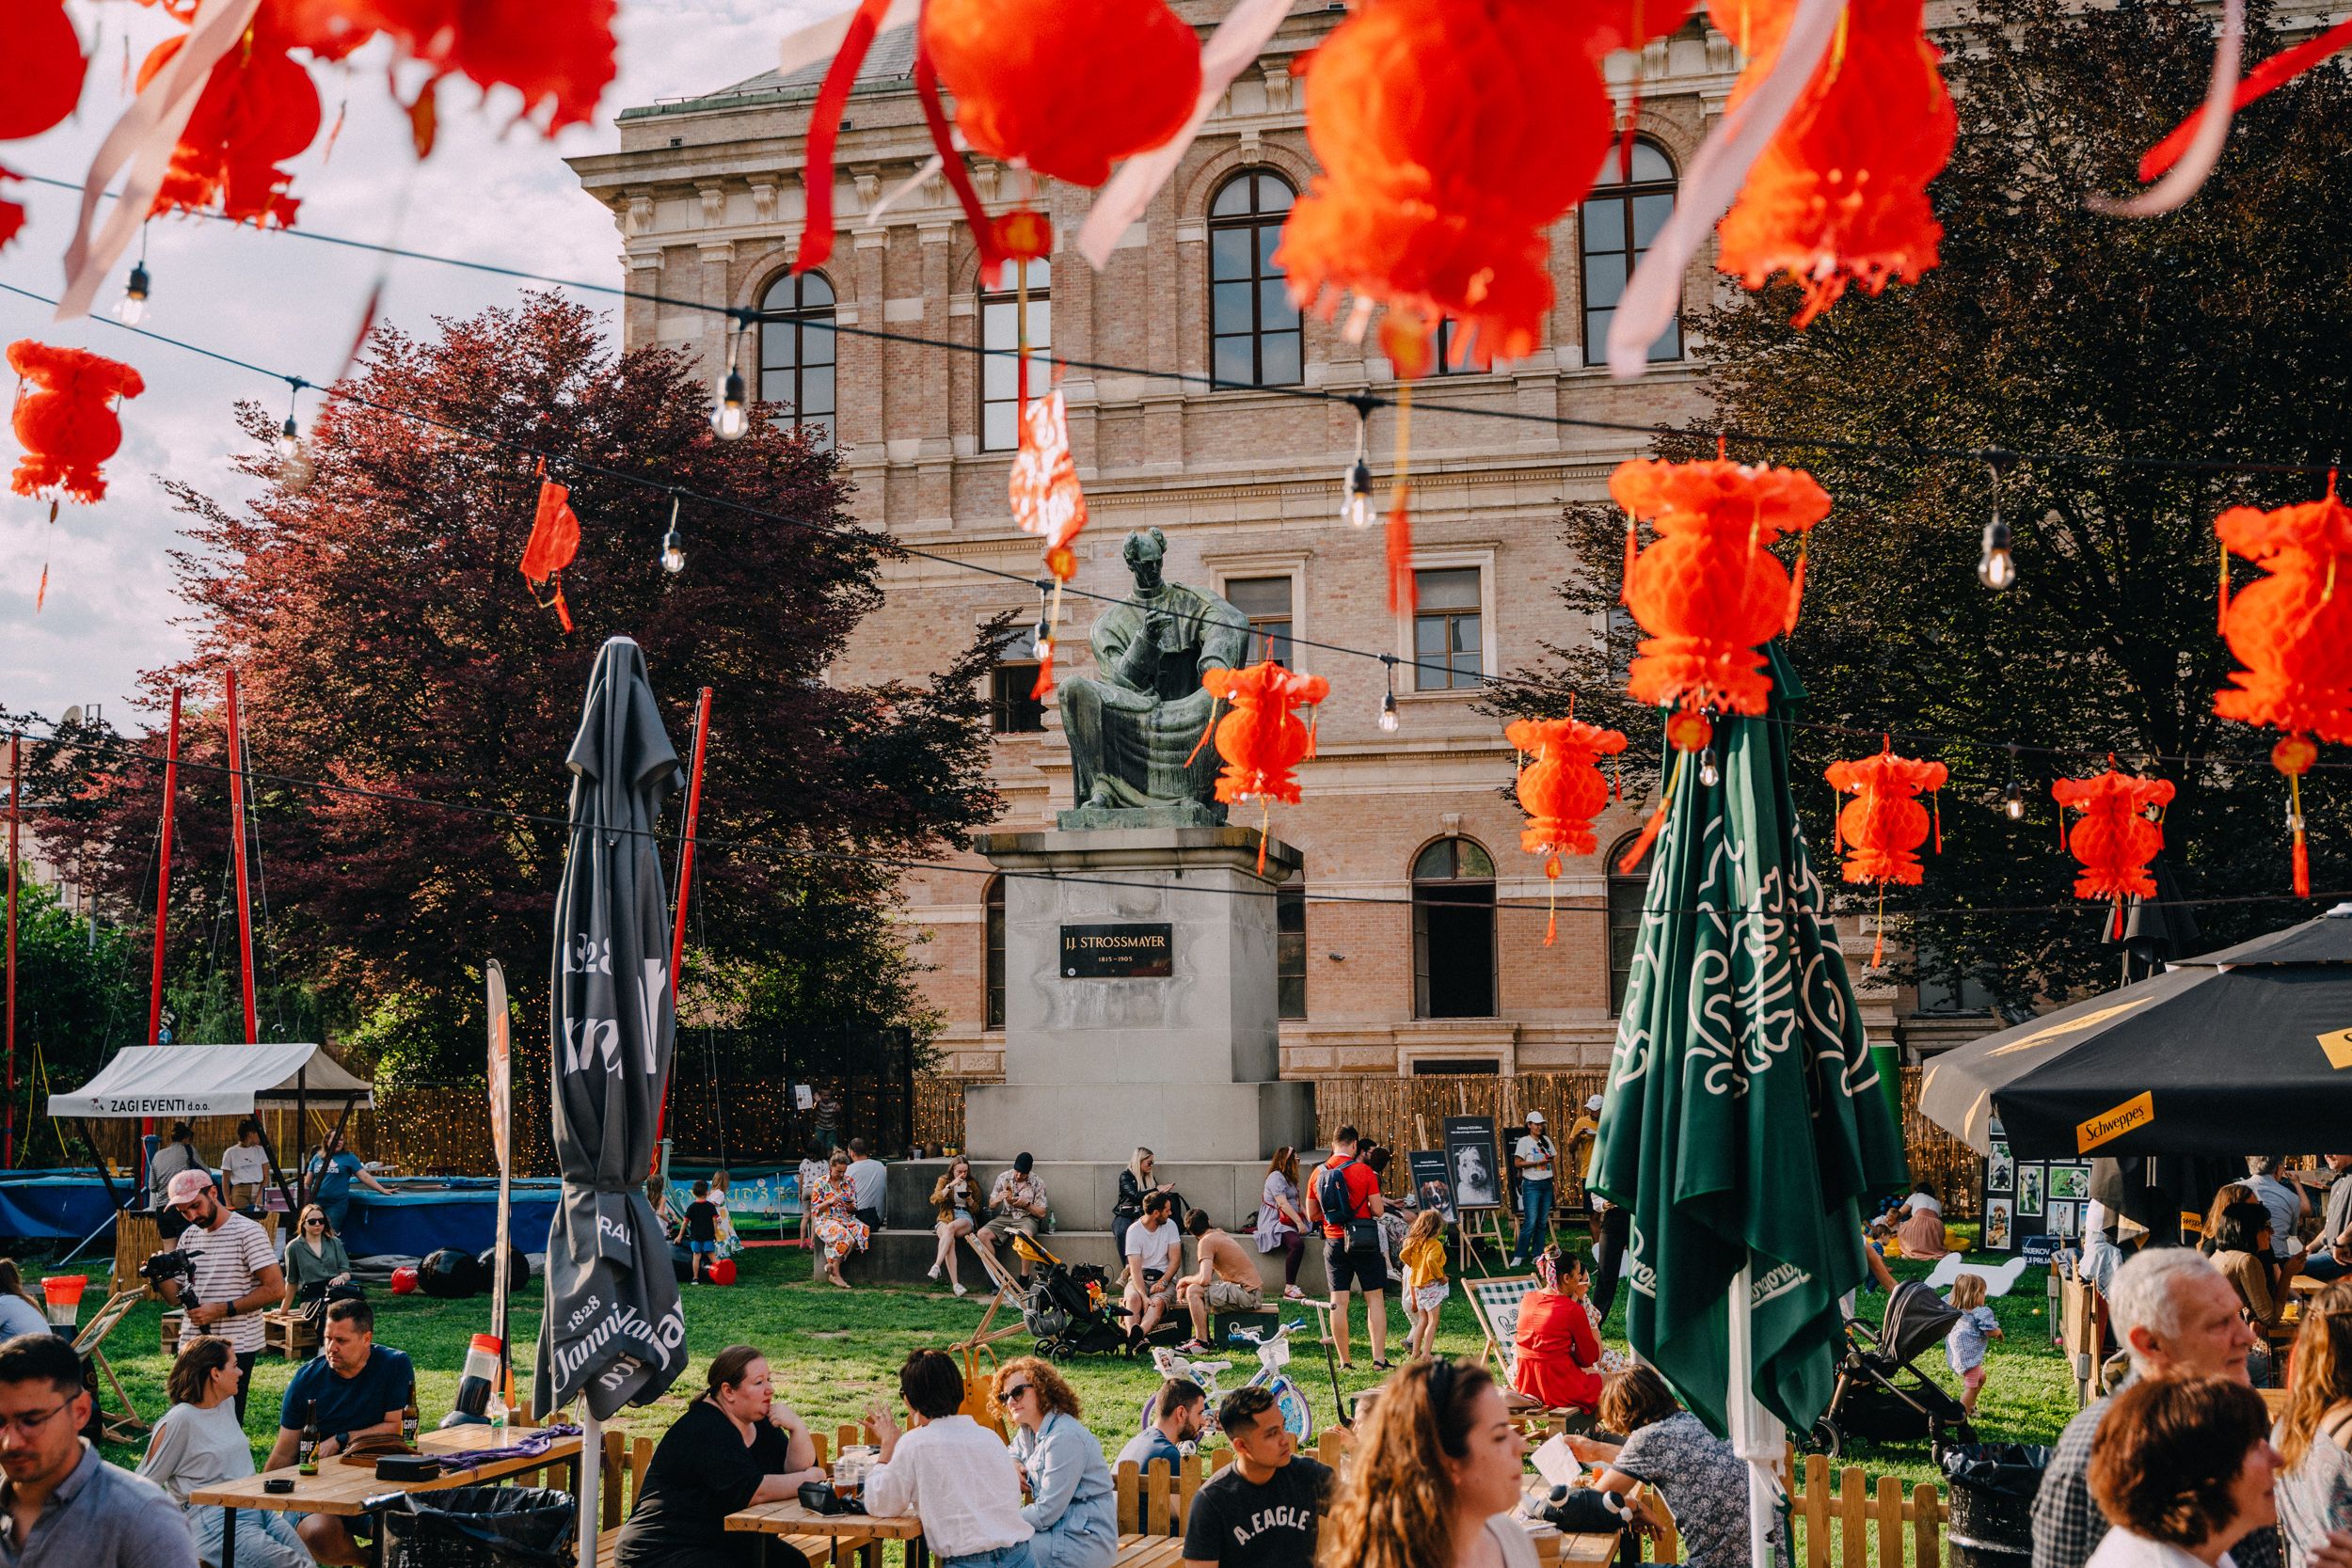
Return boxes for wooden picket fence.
[1788,1449,1949,1568]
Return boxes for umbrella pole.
[1726,1261,1787,1568]
[580,1409,602,1568]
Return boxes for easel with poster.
[1976,1117,2090,1258]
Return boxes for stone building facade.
[568,3,1989,1082]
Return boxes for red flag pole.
[225,669,259,1045]
[650,687,712,1174]
[6,732,21,1168]
[144,688,183,1178]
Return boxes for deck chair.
[73,1289,151,1441]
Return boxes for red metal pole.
[649,688,712,1170]
[144,688,183,1170]
[6,732,21,1168]
[225,669,259,1046]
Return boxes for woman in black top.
[613,1345,826,1568]
[1113,1148,1185,1260]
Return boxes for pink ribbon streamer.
[1077,0,1293,270]
[2086,0,2243,216]
[1604,0,1846,379]
[56,0,264,323]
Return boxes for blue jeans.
[1514,1180,1553,1261]
[2303,1250,2350,1283]
[945,1543,1039,1568]
[195,1503,310,1568]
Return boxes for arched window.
[984,877,1007,1032]
[1579,141,1679,366]
[1411,837,1496,1019]
[1209,171,1303,388]
[1606,831,1654,1015]
[980,259,1050,452]
[757,272,837,448]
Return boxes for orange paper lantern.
[342,0,617,135]
[8,340,145,505]
[0,0,87,141]
[519,471,581,633]
[1199,659,1331,871]
[2053,767,2174,936]
[1826,742,1947,967]
[1611,456,1833,717]
[1506,712,1629,945]
[1709,0,1956,326]
[137,30,322,228]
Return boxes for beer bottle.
[401,1370,420,1449]
[297,1401,321,1475]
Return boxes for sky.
[1,0,827,730]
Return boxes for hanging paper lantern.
[1276,0,1695,376]
[0,0,87,141]
[519,469,581,633]
[2053,767,2174,937]
[137,30,323,228]
[1612,456,1833,717]
[1506,712,1628,946]
[1709,0,1957,327]
[1199,659,1331,872]
[1826,742,1947,966]
[8,340,145,505]
[1010,388,1087,585]
[920,0,1199,188]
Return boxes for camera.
[139,1249,198,1306]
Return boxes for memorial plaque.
[1061,923,1174,978]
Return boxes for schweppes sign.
[2077,1090,2154,1153]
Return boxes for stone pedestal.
[963,827,1316,1164]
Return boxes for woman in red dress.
[1513,1246,1604,1415]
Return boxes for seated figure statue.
[1056,528,1251,829]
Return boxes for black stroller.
[1806,1280,1979,1459]
[1009,1233,1130,1359]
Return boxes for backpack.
[1316,1159,1382,1252]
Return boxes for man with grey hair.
[2030,1245,2305,1568]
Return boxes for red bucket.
[39,1275,87,1329]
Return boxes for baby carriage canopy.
[1879,1280,1964,1366]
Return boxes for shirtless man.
[1175,1210,1265,1353]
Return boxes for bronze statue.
[1056,528,1250,828]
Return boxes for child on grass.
[1399,1207,1451,1360]
[1945,1271,2002,1416]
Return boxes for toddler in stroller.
[1009,1233,1130,1359]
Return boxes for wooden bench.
[264,1307,319,1360]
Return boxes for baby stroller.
[1806,1280,1978,1459]
[1009,1233,1129,1360]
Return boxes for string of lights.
[1,276,2343,791]
[4,716,2336,928]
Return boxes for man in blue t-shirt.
[1116,1378,1204,1477]
[305,1129,392,1236]
[267,1298,413,1565]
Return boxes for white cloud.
[1,0,828,726]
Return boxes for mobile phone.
[264,1477,295,1494]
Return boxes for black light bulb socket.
[127,261,151,301]
[1347,457,1373,497]
[722,370,746,408]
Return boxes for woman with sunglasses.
[995,1357,1117,1568]
[281,1204,353,1309]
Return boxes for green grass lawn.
[86,1220,2076,1505]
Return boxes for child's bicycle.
[1138,1319,1318,1448]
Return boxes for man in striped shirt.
[154,1169,283,1421]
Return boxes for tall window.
[757,272,837,447]
[1579,141,1679,366]
[1210,172,1303,388]
[1277,882,1307,1021]
[1413,567,1484,690]
[1412,837,1496,1019]
[984,878,1007,1031]
[1607,832,1653,1015]
[1916,945,1997,1014]
[991,626,1044,735]
[1225,576,1294,667]
[980,259,1051,452]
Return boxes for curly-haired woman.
[995,1357,1116,1568]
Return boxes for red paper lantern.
[1611,456,1833,717]
[2053,767,2174,936]
[1709,0,1956,326]
[519,471,581,633]
[0,0,87,141]
[1199,659,1331,872]
[1277,0,1694,375]
[137,30,322,228]
[1506,713,1628,945]
[8,340,145,505]
[342,0,617,135]
[1825,742,1946,966]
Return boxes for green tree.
[0,876,143,1162]
[1507,0,2352,1009]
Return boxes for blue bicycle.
[1139,1319,1318,1448]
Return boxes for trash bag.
[1942,1444,2053,1568]
[381,1485,576,1568]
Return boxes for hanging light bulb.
[2003,741,2026,819]
[1978,455,2016,591]
[660,493,686,574]
[276,414,303,465]
[1340,394,1375,528]
[1698,747,1722,788]
[1031,620,1053,660]
[116,261,151,325]
[1378,689,1399,733]
[712,369,749,440]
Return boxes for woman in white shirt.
[865,1351,1034,1568]
[1320,1357,1541,1568]
[2086,1375,2281,1568]
[138,1337,312,1567]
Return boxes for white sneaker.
[954,1283,969,1297]
[927,1262,943,1280]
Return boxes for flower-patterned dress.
[809,1175,870,1261]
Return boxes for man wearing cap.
[1509,1112,1558,1270]
[154,1169,284,1421]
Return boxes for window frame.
[978,258,1051,453]
[1276,880,1307,1022]
[1409,835,1499,1021]
[987,624,1046,736]
[1221,573,1298,669]
[1208,552,1311,676]
[1207,170,1305,389]
[1397,548,1498,697]
[983,877,1007,1032]
[1577,139,1681,368]
[755,270,839,447]
[1606,830,1654,1017]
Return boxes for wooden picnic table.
[190,1424,583,1568]
[727,1498,929,1568]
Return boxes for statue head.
[1122,527,1169,594]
